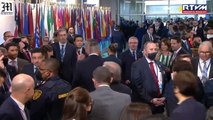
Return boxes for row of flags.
[14,2,112,47]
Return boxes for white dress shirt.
[197,58,211,80]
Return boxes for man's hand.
[125,80,131,85]
[3,38,13,46]
[77,52,86,61]
[151,97,165,107]
[0,55,5,69]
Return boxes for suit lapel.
[209,58,213,79]
[9,97,25,120]
[55,43,61,60]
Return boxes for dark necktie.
[60,45,65,62]
[201,61,208,84]
[132,51,136,60]
[149,62,160,96]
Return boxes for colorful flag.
[14,3,19,37]
[28,4,34,38]
[48,6,54,40]
[23,3,29,35]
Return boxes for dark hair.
[3,31,11,37]
[31,48,44,56]
[172,60,193,73]
[173,71,197,96]
[171,36,181,43]
[5,42,19,51]
[144,114,168,120]
[176,54,192,62]
[108,44,117,53]
[173,25,179,32]
[120,103,152,120]
[0,69,7,78]
[57,27,67,36]
[62,87,91,120]
[40,45,53,59]
[160,38,171,51]
[207,106,213,120]
[74,35,83,42]
[42,58,60,74]
[93,66,112,84]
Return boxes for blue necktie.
[60,45,64,62]
[202,61,208,84]
[132,51,136,60]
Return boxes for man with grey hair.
[103,61,131,95]
[192,41,213,85]
[0,74,34,120]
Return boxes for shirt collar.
[98,84,110,87]
[145,56,154,63]
[129,49,136,54]
[10,96,25,110]
[89,53,99,56]
[59,42,67,47]
[8,58,18,63]
[175,47,182,54]
[199,58,211,64]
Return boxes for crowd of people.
[0,17,212,120]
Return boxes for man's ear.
[174,86,180,94]
[110,77,113,84]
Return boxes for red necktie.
[149,62,160,96]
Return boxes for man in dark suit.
[5,43,29,73]
[170,71,206,120]
[191,41,213,85]
[0,31,14,47]
[21,48,44,85]
[170,36,189,65]
[103,61,131,95]
[18,36,32,62]
[67,27,77,44]
[72,40,104,92]
[0,74,34,120]
[192,20,205,41]
[120,36,142,86]
[52,28,77,84]
[74,35,87,61]
[181,35,192,55]
[131,41,167,114]
[111,25,126,57]
[142,26,155,50]
[88,67,131,120]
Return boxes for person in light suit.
[88,66,131,120]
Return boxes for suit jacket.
[52,42,77,84]
[170,48,189,66]
[0,97,30,120]
[170,98,206,120]
[6,65,17,79]
[67,34,77,45]
[21,63,42,85]
[72,55,104,92]
[131,57,167,113]
[181,40,192,55]
[111,30,126,51]
[104,55,121,66]
[17,58,29,73]
[88,86,131,120]
[191,57,213,79]
[120,49,143,83]
[141,34,156,50]
[110,82,131,95]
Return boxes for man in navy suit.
[74,35,87,61]
[52,28,77,84]
[131,41,167,114]
[170,36,189,66]
[170,71,206,120]
[72,40,104,92]
[21,48,44,85]
[120,36,142,86]
[0,74,35,120]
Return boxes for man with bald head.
[0,74,34,120]
[192,41,213,85]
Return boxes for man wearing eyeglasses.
[191,41,213,85]
[1,31,14,47]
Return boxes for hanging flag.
[85,9,91,39]
[14,3,19,37]
[34,4,41,48]
[23,3,29,35]
[19,3,23,34]
[102,9,107,38]
[28,4,34,38]
[44,4,49,37]
[81,9,85,41]
[40,4,45,41]
[48,6,54,40]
